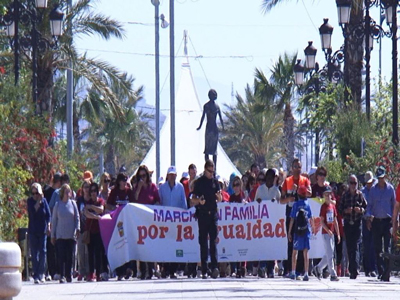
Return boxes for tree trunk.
[72,102,81,153]
[284,102,295,172]
[343,2,363,106]
[105,143,116,176]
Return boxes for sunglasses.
[318,173,327,177]
[349,181,357,185]
[233,183,240,187]
[90,189,98,193]
[32,191,39,196]
[104,179,111,183]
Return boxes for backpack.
[295,208,308,236]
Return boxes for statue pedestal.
[0,242,22,300]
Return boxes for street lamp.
[336,0,398,143]
[152,0,169,183]
[2,0,64,112]
[294,20,345,165]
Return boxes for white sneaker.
[197,270,202,278]
[34,279,40,284]
[45,275,52,281]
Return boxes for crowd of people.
[26,159,400,284]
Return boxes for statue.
[197,89,224,172]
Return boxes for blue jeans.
[29,233,47,280]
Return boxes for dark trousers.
[198,211,218,274]
[344,220,362,276]
[88,233,105,276]
[284,216,304,274]
[56,239,75,280]
[46,236,58,277]
[29,233,47,280]
[371,218,392,276]
[362,219,376,274]
[162,263,178,276]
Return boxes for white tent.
[140,56,240,181]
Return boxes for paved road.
[15,274,400,300]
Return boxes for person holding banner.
[159,166,187,279]
[191,159,222,279]
[338,175,367,279]
[133,165,160,280]
[255,169,281,278]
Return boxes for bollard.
[0,242,22,300]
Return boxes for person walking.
[28,183,51,284]
[255,169,281,278]
[191,159,222,279]
[339,175,367,279]
[313,186,340,281]
[158,166,187,278]
[361,171,377,277]
[365,166,396,281]
[85,182,107,282]
[51,184,80,283]
[288,185,313,281]
[280,158,311,277]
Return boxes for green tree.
[221,84,284,172]
[254,53,297,169]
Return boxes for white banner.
[103,200,325,271]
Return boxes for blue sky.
[76,0,393,110]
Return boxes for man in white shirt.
[255,169,281,203]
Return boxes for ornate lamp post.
[336,0,398,143]
[294,19,345,165]
[2,0,64,114]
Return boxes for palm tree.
[1,0,129,118]
[254,53,298,169]
[221,84,284,172]
[261,0,363,105]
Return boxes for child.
[313,186,340,281]
[288,185,313,281]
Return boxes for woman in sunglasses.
[106,172,135,212]
[133,165,160,206]
[84,182,107,282]
[51,184,80,283]
[99,172,111,203]
[229,177,247,278]
[28,183,51,284]
[76,180,92,281]
[133,165,160,280]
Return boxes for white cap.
[31,182,43,195]
[365,171,374,184]
[181,172,189,179]
[167,166,177,174]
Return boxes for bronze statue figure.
[197,89,224,172]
